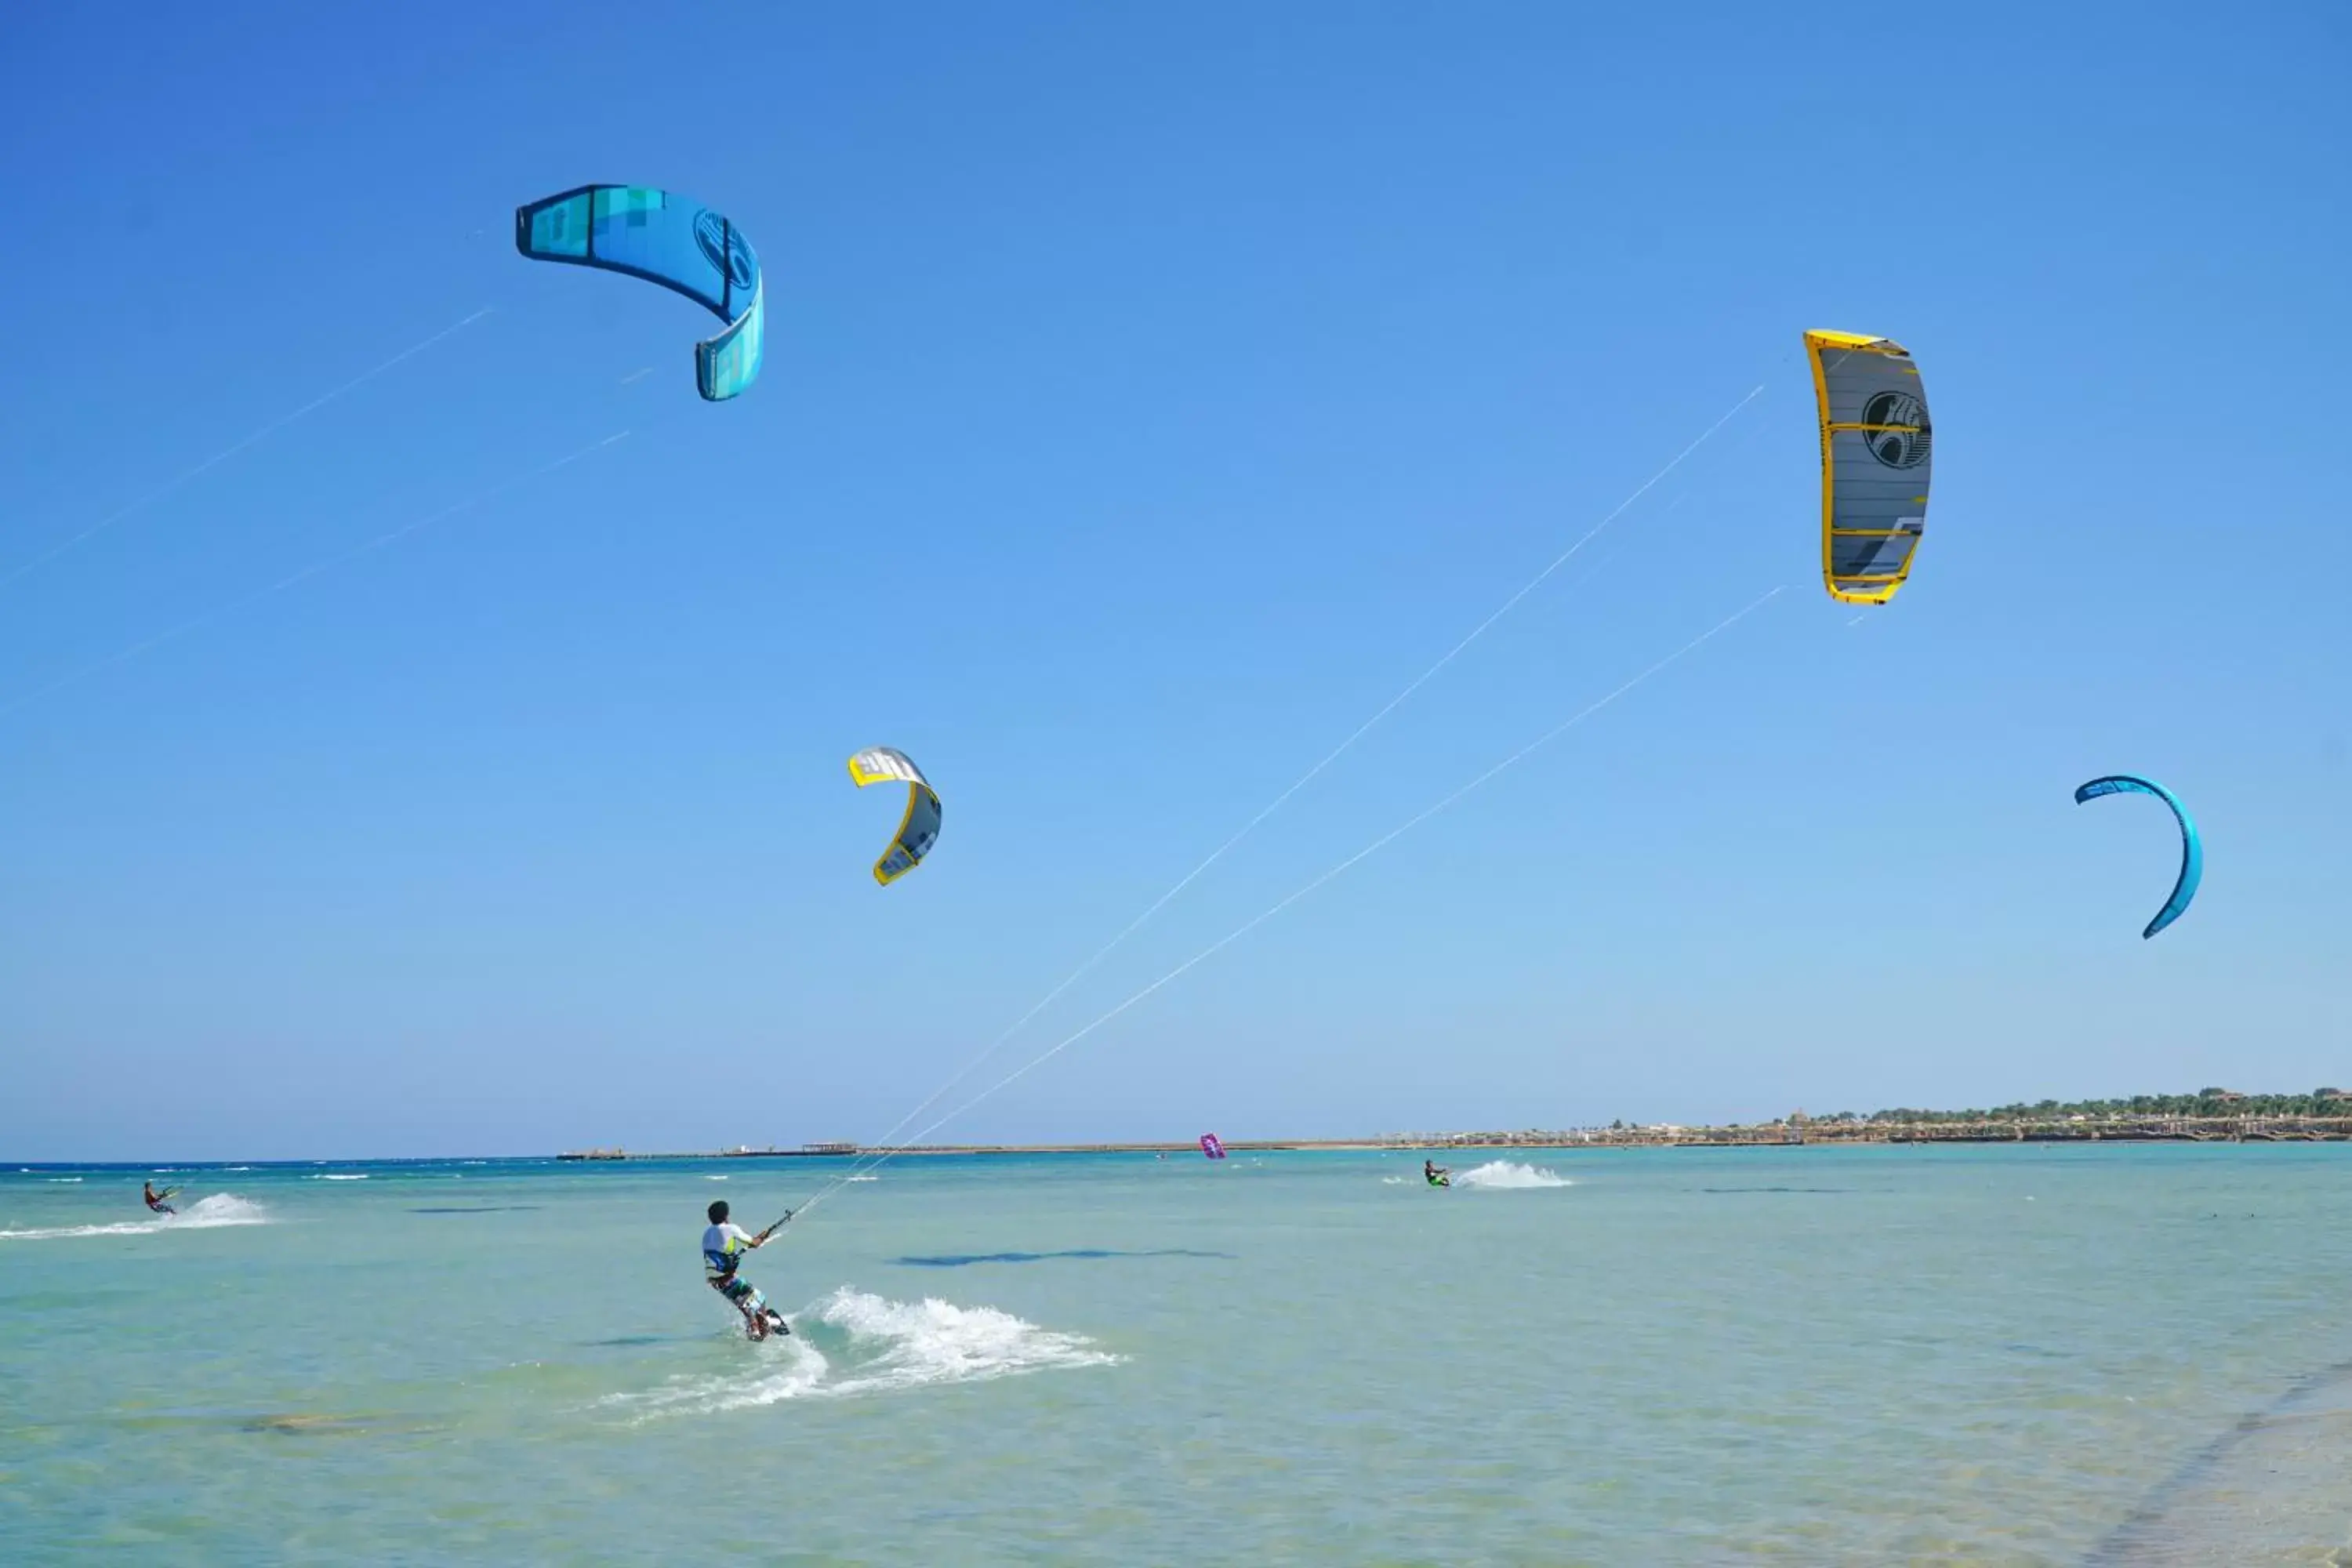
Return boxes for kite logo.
[1860,390,1931,470]
[694,210,759,294]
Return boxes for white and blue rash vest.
[702,1221,759,1279]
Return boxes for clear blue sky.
[2,2,2344,1161]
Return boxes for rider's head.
[707,1200,730,1225]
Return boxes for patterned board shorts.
[710,1274,764,1314]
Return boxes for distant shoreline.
[557,1114,2352,1161]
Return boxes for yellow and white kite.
[847,746,942,886]
[1805,331,1933,605]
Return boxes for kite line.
[789,582,1786,1218]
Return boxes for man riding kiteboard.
[702,1200,791,1340]
[143,1181,178,1215]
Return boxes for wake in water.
[599,1287,1117,1421]
[1454,1160,1573,1190]
[0,1193,270,1242]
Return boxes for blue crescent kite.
[514,183,764,401]
[2073,775,2202,939]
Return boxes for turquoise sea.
[7,1144,2352,1564]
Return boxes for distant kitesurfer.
[1423,1160,1450,1189]
[702,1200,789,1341]
[143,1181,177,1215]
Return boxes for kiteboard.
[739,1298,790,1341]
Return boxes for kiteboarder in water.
[142,1181,177,1215]
[1424,1160,1450,1189]
[702,1200,790,1341]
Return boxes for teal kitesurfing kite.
[2073,775,2202,938]
[514,183,764,401]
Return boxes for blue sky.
[2,2,2344,1160]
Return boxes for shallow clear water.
[7,1145,2352,1563]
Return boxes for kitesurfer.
[142,1181,177,1215]
[702,1200,789,1341]
[1423,1160,1450,1189]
